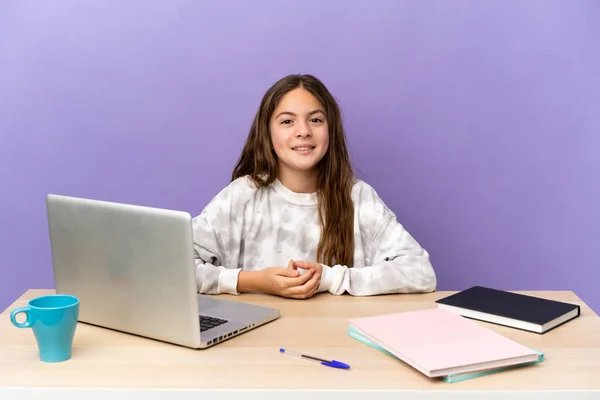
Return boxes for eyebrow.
[274,109,325,119]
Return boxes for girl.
[193,74,436,298]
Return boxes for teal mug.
[10,294,79,362]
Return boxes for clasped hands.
[259,260,323,299]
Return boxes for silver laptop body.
[46,194,280,349]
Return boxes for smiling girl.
[192,74,436,299]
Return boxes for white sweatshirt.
[192,176,437,296]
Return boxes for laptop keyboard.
[199,315,228,332]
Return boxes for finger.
[293,260,319,270]
[286,268,300,277]
[304,270,322,296]
[287,260,297,271]
[274,266,299,278]
[307,275,321,297]
[286,284,317,299]
[284,293,306,300]
[304,271,321,293]
[289,268,314,285]
[286,271,321,297]
[286,283,319,300]
[280,268,315,288]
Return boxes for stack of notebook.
[348,308,545,383]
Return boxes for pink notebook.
[349,308,539,377]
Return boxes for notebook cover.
[347,327,544,383]
[435,286,581,330]
[348,308,539,377]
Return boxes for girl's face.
[269,88,329,177]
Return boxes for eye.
[310,118,323,123]
[281,119,293,125]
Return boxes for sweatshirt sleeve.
[318,216,437,296]
[317,183,437,296]
[192,212,241,295]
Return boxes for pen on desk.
[279,348,350,369]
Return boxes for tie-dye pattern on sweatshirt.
[192,176,436,296]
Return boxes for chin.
[290,164,318,172]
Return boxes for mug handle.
[10,307,32,328]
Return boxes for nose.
[295,121,312,138]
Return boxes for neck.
[278,166,318,193]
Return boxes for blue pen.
[280,348,350,369]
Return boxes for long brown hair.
[231,74,355,267]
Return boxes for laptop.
[46,194,280,349]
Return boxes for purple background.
[1,1,599,313]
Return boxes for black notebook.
[435,286,580,334]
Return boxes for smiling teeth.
[293,147,314,150]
